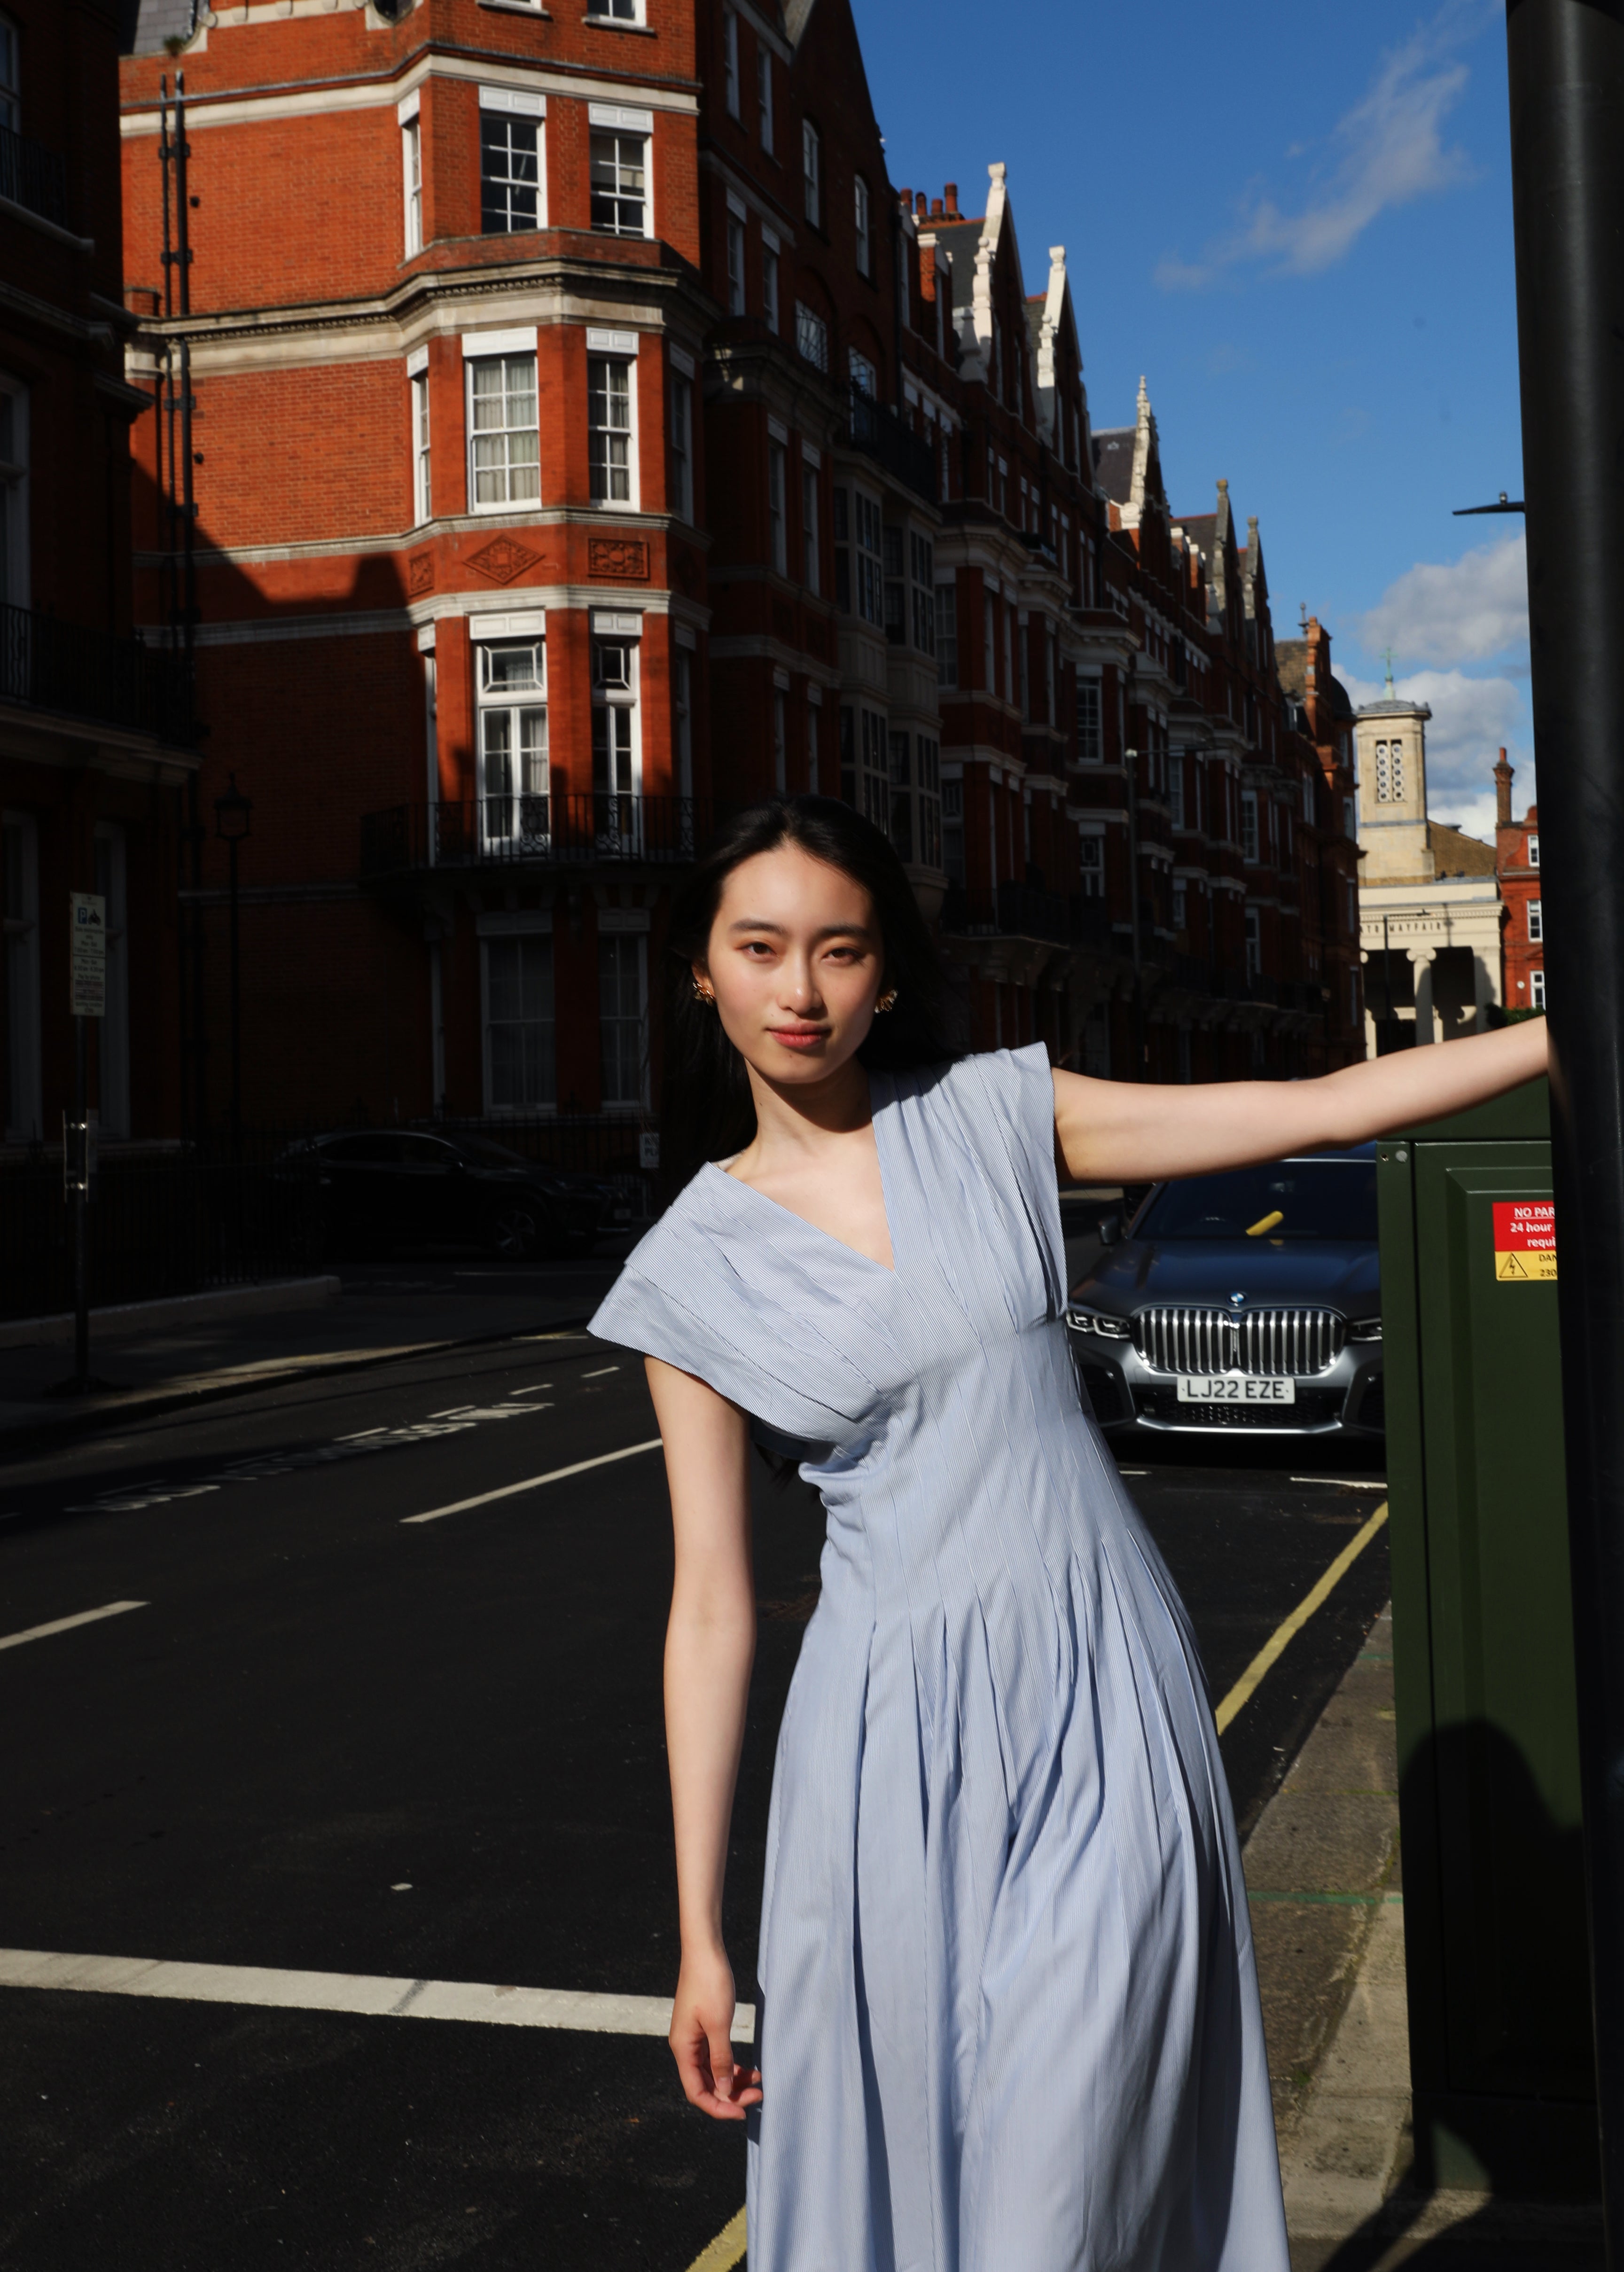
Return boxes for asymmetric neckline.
[701,1071,898,1277]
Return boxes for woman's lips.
[768,1027,828,1051]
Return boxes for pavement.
[0,1246,637,1448]
[1260,1608,1605,2269]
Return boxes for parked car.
[277,1131,608,1261]
[1064,1145,1383,1439]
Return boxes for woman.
[590,797,1546,2270]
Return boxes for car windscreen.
[452,1135,533,1169]
[1135,1160,1378,1242]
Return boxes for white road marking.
[581,1366,620,1380]
[509,1384,553,1397]
[401,1439,663,1525]
[0,1601,148,1655]
[1287,1476,1388,1490]
[0,1948,753,2041]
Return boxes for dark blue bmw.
[1064,1144,1383,1439]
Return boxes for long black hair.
[657,796,962,1199]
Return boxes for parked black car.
[277,1131,609,1261]
[1064,1145,1383,1439]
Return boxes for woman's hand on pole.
[670,1943,762,2120]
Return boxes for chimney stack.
[944,182,959,217]
[930,196,944,219]
[1494,747,1515,829]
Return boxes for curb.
[0,1276,343,1351]
[0,1315,598,1460]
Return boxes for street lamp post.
[1505,0,1624,2232]
[213,772,252,1159]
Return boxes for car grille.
[1131,1305,1345,1378]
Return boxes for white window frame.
[854,173,871,275]
[767,435,788,574]
[762,228,781,331]
[587,332,639,510]
[849,346,877,397]
[1531,967,1547,1009]
[0,374,29,608]
[592,622,643,825]
[1244,906,1262,979]
[722,7,741,118]
[588,104,653,239]
[803,116,821,228]
[401,108,422,255]
[481,920,556,1114]
[668,364,694,523]
[464,338,540,511]
[801,458,820,593]
[475,626,549,855]
[726,209,747,315]
[757,45,773,151]
[1528,898,1543,942]
[599,927,648,1109]
[795,300,828,372]
[1528,832,1540,868]
[1241,789,1260,864]
[1078,675,1102,763]
[935,583,957,687]
[477,87,546,235]
[410,364,431,524]
[592,0,644,19]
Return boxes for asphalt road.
[0,1321,1389,2271]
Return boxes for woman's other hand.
[670,1944,761,2119]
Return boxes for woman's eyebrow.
[724,918,874,941]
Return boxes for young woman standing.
[591,798,1546,2271]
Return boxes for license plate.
[1176,1376,1296,1405]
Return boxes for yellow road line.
[683,2206,746,2272]
[1213,1501,1390,1734]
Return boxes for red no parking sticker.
[1493,1200,1557,1282]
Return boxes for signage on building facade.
[1492,1199,1557,1281]
[69,892,107,1018]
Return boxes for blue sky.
[857,0,1531,837]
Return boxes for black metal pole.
[227,834,241,1160]
[73,1014,88,1391]
[1505,0,1624,2233]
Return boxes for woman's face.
[699,843,884,1088]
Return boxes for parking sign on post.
[70,892,106,1019]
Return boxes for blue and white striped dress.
[591,1045,1288,2272]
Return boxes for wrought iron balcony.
[360,794,712,880]
[0,124,68,230]
[0,602,193,741]
[940,882,1116,950]
[845,385,938,507]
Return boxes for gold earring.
[875,987,898,1014]
[693,975,716,1004]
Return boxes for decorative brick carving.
[406,549,435,595]
[587,535,649,580]
[468,535,540,586]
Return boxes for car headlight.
[1347,1316,1382,1342]
[1066,1306,1131,1338]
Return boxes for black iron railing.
[940,882,1116,949]
[846,385,938,506]
[0,602,193,741]
[0,123,68,229]
[361,794,711,879]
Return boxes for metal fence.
[0,123,68,229]
[361,795,712,880]
[0,1157,324,1325]
[0,602,193,742]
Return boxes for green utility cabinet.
[1378,1077,1596,2193]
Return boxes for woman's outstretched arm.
[646,1354,763,2122]
[1053,1016,1550,1186]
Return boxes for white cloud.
[1156,0,1487,288]
[1357,533,1528,666]
[1341,666,1530,820]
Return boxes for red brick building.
[117,0,1362,1142]
[1495,750,1544,1014]
[0,0,193,1153]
